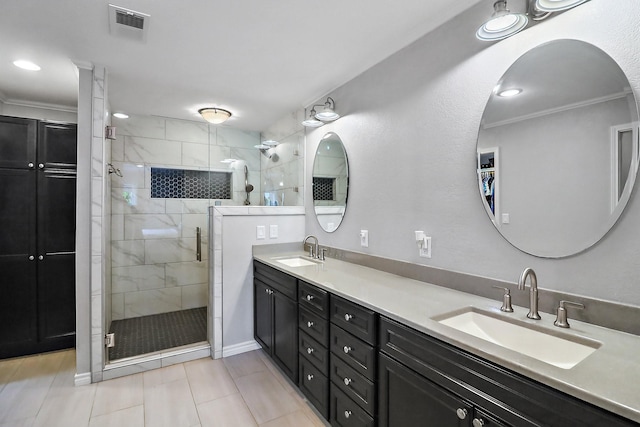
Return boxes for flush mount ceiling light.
[13,60,41,71]
[198,108,232,124]
[477,1,528,41]
[497,88,522,97]
[535,0,588,12]
[302,97,340,127]
[113,112,129,119]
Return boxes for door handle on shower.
[196,227,202,262]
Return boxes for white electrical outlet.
[269,225,278,239]
[256,225,266,240]
[360,230,369,247]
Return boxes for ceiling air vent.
[108,4,150,42]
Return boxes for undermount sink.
[433,307,600,369]
[274,256,320,268]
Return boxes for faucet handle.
[554,300,584,328]
[492,286,513,312]
[305,243,314,258]
[319,248,327,261]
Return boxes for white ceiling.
[0,0,483,130]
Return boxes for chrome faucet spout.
[518,267,541,320]
[303,235,319,259]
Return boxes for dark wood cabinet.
[253,261,298,383]
[0,117,76,359]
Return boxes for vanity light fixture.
[477,0,590,41]
[476,1,528,41]
[262,140,279,147]
[302,97,340,127]
[198,107,232,124]
[535,0,588,12]
[13,60,41,71]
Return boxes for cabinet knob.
[29,255,35,261]
[344,410,352,419]
[28,162,34,168]
[456,408,468,420]
[343,346,351,354]
[38,255,44,260]
[265,288,269,294]
[38,163,44,169]
[307,321,314,328]
[343,377,352,386]
[472,418,486,427]
[307,347,314,354]
[344,313,353,322]
[307,374,314,381]
[306,294,314,301]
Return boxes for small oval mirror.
[312,132,349,232]
[477,40,639,258]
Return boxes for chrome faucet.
[303,235,319,259]
[518,267,541,320]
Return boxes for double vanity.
[253,246,640,426]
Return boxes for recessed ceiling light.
[498,88,522,97]
[113,112,129,119]
[13,60,41,71]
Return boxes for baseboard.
[222,340,261,357]
[74,372,92,386]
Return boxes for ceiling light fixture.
[535,0,588,12]
[302,97,340,127]
[13,60,41,71]
[198,108,232,124]
[476,1,528,41]
[113,112,129,119]
[497,88,522,97]
[262,140,279,147]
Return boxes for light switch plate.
[360,230,369,247]
[256,225,266,240]
[269,225,278,239]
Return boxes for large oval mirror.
[477,39,639,258]
[313,132,349,232]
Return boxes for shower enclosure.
[106,117,261,363]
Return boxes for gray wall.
[304,0,640,306]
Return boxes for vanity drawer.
[330,354,375,416]
[330,383,375,427]
[299,356,329,419]
[299,331,329,372]
[299,280,329,318]
[330,295,377,345]
[254,261,297,300]
[330,324,376,381]
[299,306,329,344]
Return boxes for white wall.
[303,0,640,306]
[1,103,77,123]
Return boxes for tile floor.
[0,349,329,427]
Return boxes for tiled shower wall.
[109,115,260,320]
[260,109,305,206]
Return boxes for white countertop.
[253,250,640,423]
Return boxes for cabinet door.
[0,168,38,358]
[0,116,37,169]
[272,290,298,383]
[254,279,273,353]
[378,353,472,427]
[38,122,77,168]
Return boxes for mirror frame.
[312,132,349,233]
[476,39,640,258]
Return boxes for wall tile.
[216,128,260,149]
[182,142,210,167]
[114,116,165,139]
[111,240,145,267]
[166,261,208,287]
[111,215,125,241]
[124,288,182,318]
[144,238,198,264]
[181,283,208,309]
[166,120,208,144]
[112,265,166,293]
[124,136,182,165]
[124,214,181,240]
[181,214,208,238]
[112,293,124,320]
[111,187,166,215]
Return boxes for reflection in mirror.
[477,40,639,258]
[313,132,349,232]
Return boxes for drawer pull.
[307,347,314,354]
[456,408,468,420]
[343,346,351,354]
[306,294,314,301]
[472,418,485,427]
[344,313,353,321]
[307,321,314,328]
[343,377,352,386]
[307,374,314,381]
[344,410,352,419]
